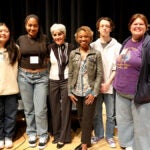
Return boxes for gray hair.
[50,23,66,36]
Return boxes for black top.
[17,34,49,69]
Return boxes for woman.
[0,23,20,149]
[132,15,150,150]
[68,26,103,150]
[113,13,150,150]
[17,14,49,149]
[48,23,74,149]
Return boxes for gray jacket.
[68,47,103,97]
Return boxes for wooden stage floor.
[4,110,123,150]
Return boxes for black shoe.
[57,142,65,149]
[52,139,58,144]
[74,144,82,150]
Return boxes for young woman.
[0,23,20,149]
[17,14,49,149]
[68,26,103,150]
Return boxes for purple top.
[113,39,143,95]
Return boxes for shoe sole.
[5,145,13,149]
[38,145,46,149]
[110,145,116,148]
[29,143,36,147]
[0,146,4,149]
[5,143,13,148]
[91,141,98,144]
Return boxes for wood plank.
[6,105,122,150]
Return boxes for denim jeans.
[18,68,49,138]
[132,101,150,150]
[0,94,18,140]
[115,92,134,147]
[93,93,115,139]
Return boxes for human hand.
[100,83,109,93]
[85,94,95,105]
[69,94,78,105]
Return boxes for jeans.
[0,94,18,140]
[115,92,134,147]
[132,101,150,150]
[93,94,115,139]
[18,68,49,138]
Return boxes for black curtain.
[0,0,149,45]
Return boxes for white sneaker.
[106,138,116,148]
[91,136,103,144]
[38,136,49,149]
[28,135,37,147]
[126,147,133,150]
[5,137,13,148]
[0,140,4,149]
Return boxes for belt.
[20,67,47,73]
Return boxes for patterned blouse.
[72,60,92,97]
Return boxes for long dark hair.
[0,23,19,65]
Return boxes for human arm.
[100,70,116,93]
[68,50,78,104]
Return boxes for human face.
[130,18,147,41]
[0,25,10,46]
[76,30,91,50]
[25,18,39,38]
[98,20,111,37]
[52,30,65,45]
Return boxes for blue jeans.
[18,68,49,138]
[132,101,150,150]
[93,94,115,139]
[0,94,18,140]
[115,92,134,147]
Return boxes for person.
[48,23,74,149]
[68,26,103,150]
[0,23,20,149]
[17,14,49,149]
[90,17,121,148]
[113,13,150,150]
[131,14,150,150]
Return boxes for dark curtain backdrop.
[0,0,149,46]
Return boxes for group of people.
[0,12,150,150]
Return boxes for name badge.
[30,56,39,64]
[0,54,4,62]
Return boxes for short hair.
[128,13,148,31]
[74,26,94,43]
[50,23,66,36]
[96,17,115,31]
